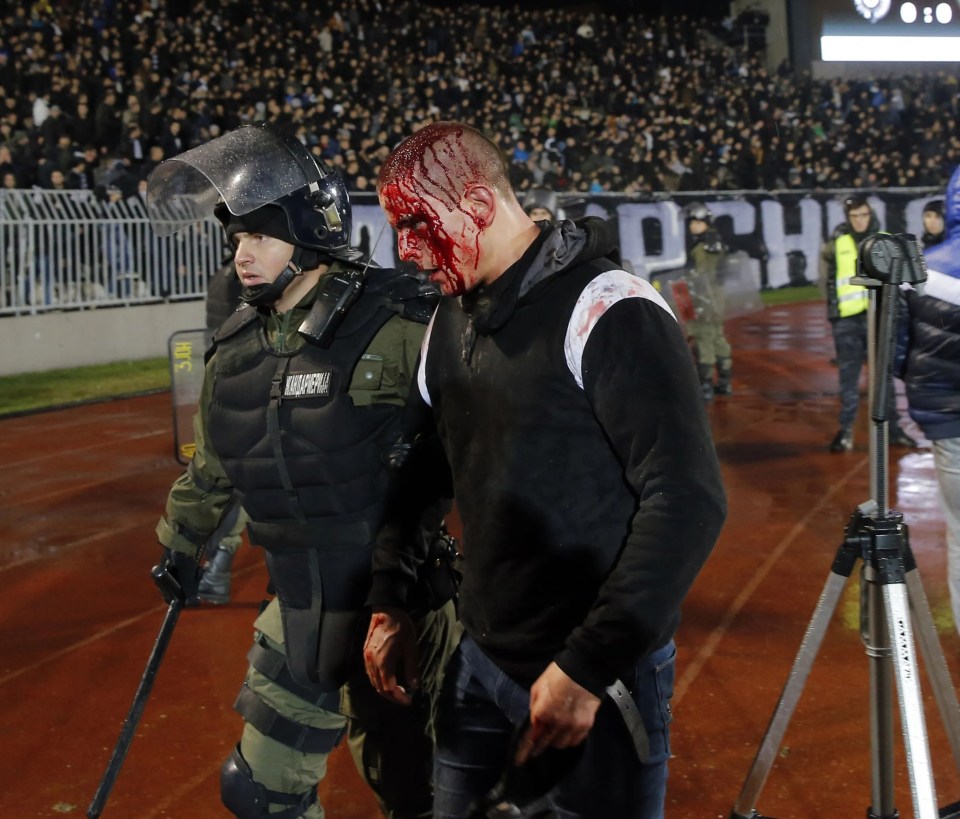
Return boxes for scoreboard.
[815,0,960,60]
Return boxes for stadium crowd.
[2,0,960,199]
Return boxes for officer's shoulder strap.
[206,303,259,361]
[366,267,439,325]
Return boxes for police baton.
[86,564,185,818]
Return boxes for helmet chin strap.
[240,246,315,306]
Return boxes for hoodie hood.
[841,209,881,242]
[924,165,960,270]
[520,216,621,294]
[922,165,960,303]
[463,217,620,335]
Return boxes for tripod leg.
[730,571,849,819]
[905,569,960,769]
[863,566,897,818]
[882,582,939,819]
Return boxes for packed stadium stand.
[2,0,958,197]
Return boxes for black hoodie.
[370,218,726,695]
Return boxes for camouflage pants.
[207,496,249,555]
[689,318,731,366]
[234,598,461,818]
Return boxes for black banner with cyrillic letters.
[349,188,940,290]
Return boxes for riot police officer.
[684,202,733,401]
[147,124,459,819]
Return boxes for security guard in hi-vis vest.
[146,123,460,819]
[820,194,917,453]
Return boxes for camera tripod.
[731,236,960,819]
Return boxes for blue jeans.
[433,635,675,819]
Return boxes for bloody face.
[378,124,487,296]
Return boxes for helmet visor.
[146,125,317,236]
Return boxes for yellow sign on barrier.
[168,328,213,465]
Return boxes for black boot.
[697,364,714,402]
[829,428,853,452]
[715,357,733,395]
[198,546,235,604]
[889,426,919,448]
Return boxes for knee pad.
[220,744,317,819]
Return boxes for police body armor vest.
[834,233,869,318]
[687,240,726,324]
[206,270,409,689]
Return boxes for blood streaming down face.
[378,122,487,295]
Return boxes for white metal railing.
[0,189,222,316]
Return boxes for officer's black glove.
[703,231,725,254]
[158,547,201,606]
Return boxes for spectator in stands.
[39,104,69,149]
[95,155,138,198]
[0,52,12,93]
[65,153,91,191]
[118,123,148,173]
[93,88,122,153]
[159,120,187,159]
[0,145,17,184]
[139,144,165,182]
[49,134,74,175]
[2,1,959,195]
[70,100,97,149]
[44,168,67,191]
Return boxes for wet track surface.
[1,301,958,818]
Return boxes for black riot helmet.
[147,123,353,305]
[684,201,713,225]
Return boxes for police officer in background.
[147,124,459,819]
[820,194,917,452]
[684,202,733,401]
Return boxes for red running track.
[1,300,958,818]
